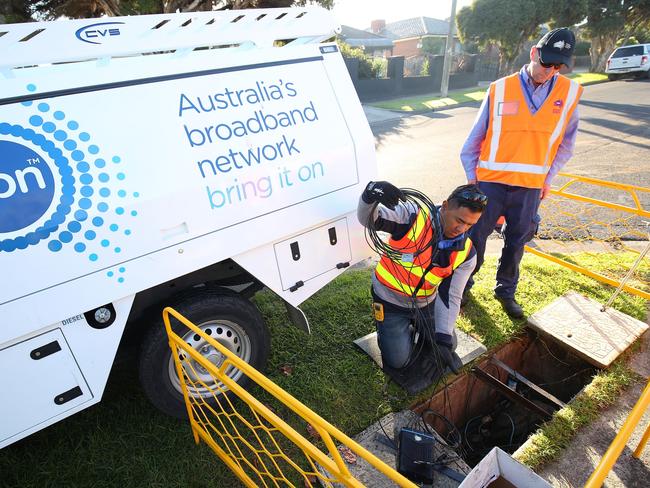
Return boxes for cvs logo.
[75,21,125,45]
[0,140,55,233]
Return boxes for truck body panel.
[0,8,375,447]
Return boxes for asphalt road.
[370,78,650,203]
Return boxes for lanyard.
[518,70,556,112]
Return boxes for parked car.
[606,44,650,80]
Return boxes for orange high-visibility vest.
[374,207,473,298]
[477,73,582,189]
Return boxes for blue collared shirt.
[460,66,580,185]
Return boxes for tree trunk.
[589,34,617,72]
[498,52,520,78]
[497,35,529,78]
[101,0,122,16]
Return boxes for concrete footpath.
[363,104,408,125]
[537,329,650,487]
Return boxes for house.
[368,17,462,58]
[338,25,393,58]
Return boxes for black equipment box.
[397,428,436,484]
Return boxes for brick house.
[338,25,393,58]
[368,17,461,58]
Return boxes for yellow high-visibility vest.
[375,207,473,298]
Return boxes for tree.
[30,0,125,18]
[337,40,386,79]
[421,37,446,56]
[620,0,650,44]
[578,0,650,72]
[0,0,31,23]
[456,0,554,76]
[584,0,628,72]
[627,24,650,43]
[26,0,332,21]
[548,0,587,29]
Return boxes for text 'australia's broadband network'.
[178,77,331,211]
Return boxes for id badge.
[401,253,414,263]
[372,302,384,322]
[497,101,519,116]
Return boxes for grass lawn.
[0,253,646,487]
[370,72,609,112]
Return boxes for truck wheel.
[138,287,270,419]
[607,74,619,81]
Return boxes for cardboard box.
[458,448,551,488]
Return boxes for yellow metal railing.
[584,378,650,487]
[525,173,650,301]
[162,306,417,488]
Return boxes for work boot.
[496,296,525,319]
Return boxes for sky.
[330,0,475,30]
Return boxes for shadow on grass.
[0,358,241,488]
[460,295,517,349]
[2,257,646,487]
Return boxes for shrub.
[421,58,430,76]
[337,40,386,79]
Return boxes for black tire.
[138,287,270,419]
[607,74,619,81]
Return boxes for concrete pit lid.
[527,291,648,368]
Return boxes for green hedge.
[337,40,387,79]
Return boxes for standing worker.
[358,181,487,376]
[460,28,582,318]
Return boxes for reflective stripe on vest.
[374,207,473,297]
[477,73,582,189]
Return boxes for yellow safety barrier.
[525,173,650,301]
[584,378,650,487]
[162,306,418,488]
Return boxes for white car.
[606,44,650,80]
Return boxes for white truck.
[605,43,650,80]
[0,7,375,448]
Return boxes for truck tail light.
[642,55,648,65]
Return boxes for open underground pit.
[414,331,598,467]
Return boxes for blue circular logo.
[0,140,55,233]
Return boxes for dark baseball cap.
[536,27,576,66]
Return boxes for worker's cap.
[536,27,575,67]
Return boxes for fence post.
[387,56,404,95]
[428,55,445,92]
[343,57,359,84]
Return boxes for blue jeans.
[375,300,456,369]
[466,182,541,299]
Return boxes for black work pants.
[465,181,541,299]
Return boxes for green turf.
[370,72,609,112]
[370,87,487,112]
[0,254,646,487]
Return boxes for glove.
[362,181,405,210]
[435,334,463,374]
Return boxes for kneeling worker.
[358,182,487,374]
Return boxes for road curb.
[368,78,611,118]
